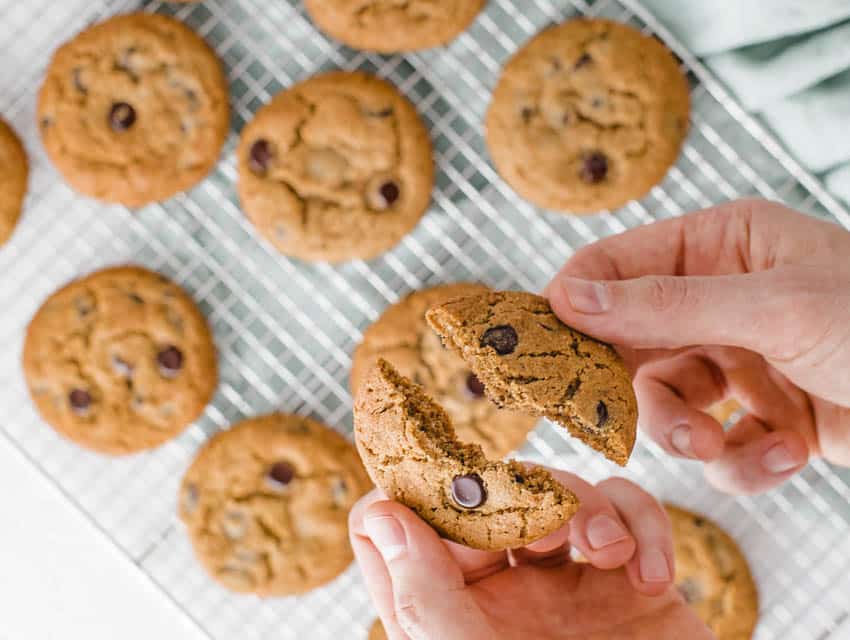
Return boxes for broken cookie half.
[426,291,637,466]
[353,359,578,551]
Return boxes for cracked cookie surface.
[486,18,690,213]
[237,71,433,263]
[305,0,486,53]
[426,291,637,465]
[180,414,371,595]
[37,13,229,207]
[351,283,537,459]
[354,359,578,551]
[666,504,759,640]
[0,117,28,246]
[23,266,217,454]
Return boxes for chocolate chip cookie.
[37,13,229,207]
[180,414,371,595]
[237,71,433,263]
[486,18,690,214]
[0,117,28,246]
[426,291,637,465]
[369,620,386,640]
[666,504,759,640]
[354,359,578,550]
[351,284,537,459]
[23,266,218,454]
[305,0,486,53]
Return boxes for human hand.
[350,469,711,640]
[545,199,850,494]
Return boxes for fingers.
[704,416,809,495]
[508,521,572,568]
[597,478,675,597]
[634,354,727,461]
[359,499,491,640]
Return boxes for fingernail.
[640,549,671,583]
[762,443,802,474]
[671,425,696,458]
[364,514,407,562]
[586,514,630,550]
[560,278,610,314]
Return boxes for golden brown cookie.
[667,504,759,640]
[427,291,637,465]
[354,359,578,551]
[237,71,433,263]
[179,414,371,595]
[305,0,486,53]
[369,619,387,640]
[0,117,27,246]
[37,13,229,207]
[486,18,690,214]
[351,284,537,459]
[23,266,218,454]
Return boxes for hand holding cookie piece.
[353,359,578,551]
[426,291,637,465]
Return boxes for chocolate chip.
[40,117,52,130]
[565,377,581,399]
[266,461,295,489]
[69,389,91,414]
[677,577,703,604]
[379,181,400,207]
[464,373,486,398]
[591,96,605,109]
[157,346,183,378]
[480,325,518,355]
[109,102,136,131]
[596,400,609,427]
[580,151,608,184]
[72,68,87,94]
[111,356,133,378]
[574,53,592,70]
[127,292,143,304]
[693,517,705,527]
[514,474,525,484]
[451,474,486,509]
[248,139,273,175]
[520,107,535,123]
[74,296,94,317]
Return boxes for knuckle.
[643,276,688,313]
[395,595,426,635]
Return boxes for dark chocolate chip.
[693,517,705,527]
[267,461,295,488]
[72,68,87,94]
[574,53,592,70]
[520,107,535,123]
[111,356,133,378]
[109,102,136,131]
[677,577,703,604]
[596,400,609,427]
[248,139,273,175]
[480,325,518,355]
[69,389,91,414]
[157,346,183,378]
[514,474,525,484]
[565,377,581,399]
[451,474,487,509]
[580,151,608,184]
[465,372,486,398]
[40,117,52,130]
[127,292,143,304]
[379,181,400,208]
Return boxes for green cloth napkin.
[642,0,850,205]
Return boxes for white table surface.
[0,437,206,640]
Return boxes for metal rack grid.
[1,0,849,638]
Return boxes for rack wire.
[1,0,849,638]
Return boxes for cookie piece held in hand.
[351,283,538,459]
[23,266,217,454]
[354,359,578,551]
[180,414,371,595]
[368,620,387,640]
[666,504,759,640]
[426,291,637,465]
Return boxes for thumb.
[546,269,807,357]
[363,501,491,640]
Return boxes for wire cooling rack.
[1,1,850,638]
